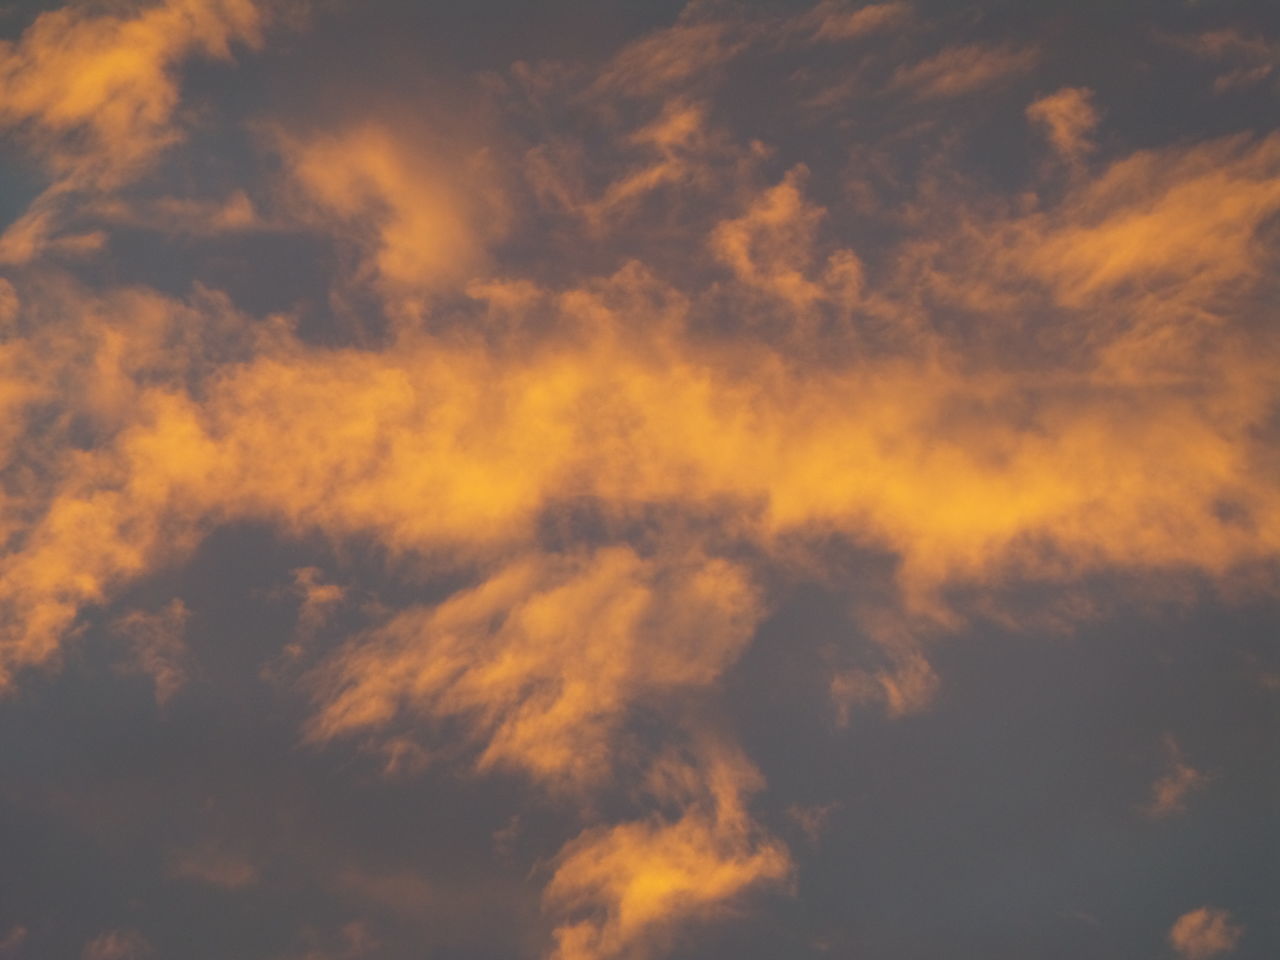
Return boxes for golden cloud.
[1,3,1278,957]
[277,117,508,311]
[0,0,265,262]
[308,547,761,791]
[545,739,789,960]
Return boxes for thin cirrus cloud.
[0,1,1276,959]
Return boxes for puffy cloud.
[1168,907,1244,960]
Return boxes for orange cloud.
[1027,87,1099,162]
[711,166,863,314]
[3,231,1278,690]
[1169,907,1244,960]
[1172,29,1277,94]
[111,598,191,706]
[278,117,508,312]
[590,14,747,99]
[545,741,788,960]
[2,7,1279,955]
[1142,736,1209,819]
[1019,133,1280,310]
[0,0,265,262]
[802,1,911,43]
[308,547,760,791]
[890,44,1037,100]
[0,0,263,185]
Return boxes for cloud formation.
[1168,907,1244,960]
[1027,86,1098,162]
[1142,736,1208,819]
[0,0,265,262]
[0,2,1276,958]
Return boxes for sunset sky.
[0,1,1278,958]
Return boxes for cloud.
[308,547,761,791]
[1027,87,1099,162]
[545,740,788,960]
[291,566,346,634]
[0,0,265,262]
[1171,29,1277,94]
[589,12,748,99]
[276,922,379,960]
[0,0,263,186]
[1142,736,1208,819]
[1168,907,1243,960]
[0,927,27,956]
[276,116,508,312]
[168,843,259,888]
[1,4,1279,957]
[831,649,940,721]
[711,166,863,313]
[801,1,911,43]
[890,44,1038,100]
[1017,133,1280,308]
[785,802,840,845]
[88,189,267,237]
[111,599,191,706]
[3,200,1278,688]
[81,930,152,960]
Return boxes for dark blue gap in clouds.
[719,583,1279,960]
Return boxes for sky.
[0,1,1277,959]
